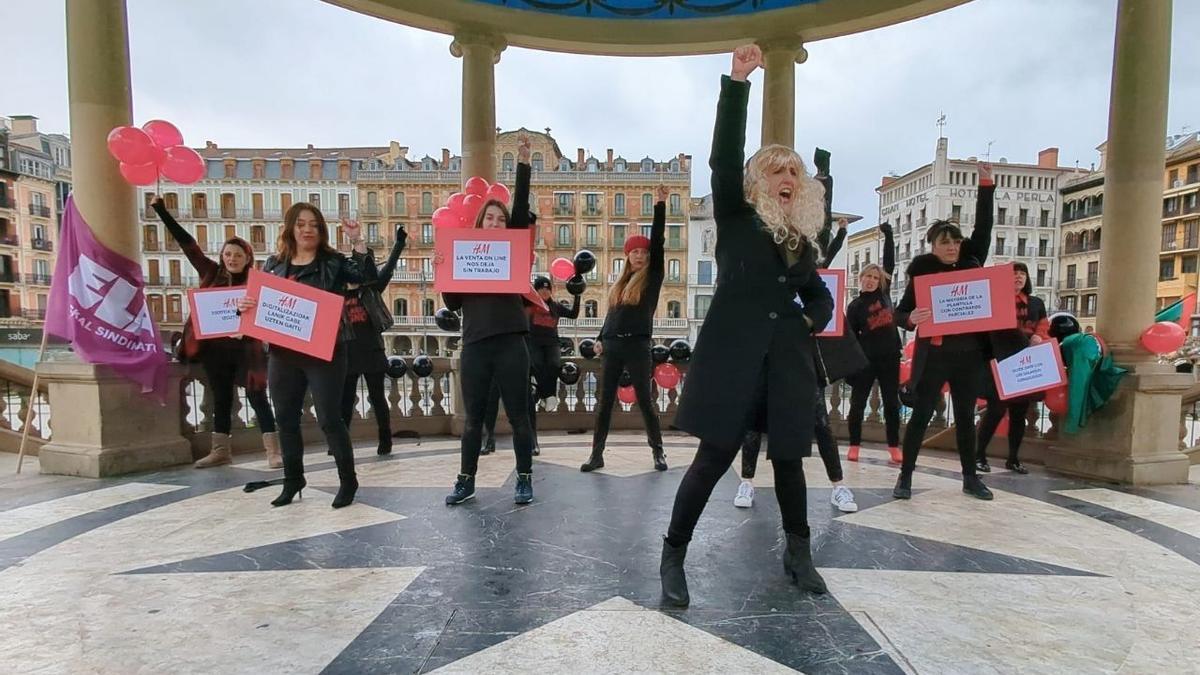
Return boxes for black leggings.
[341,370,390,436]
[977,396,1031,464]
[740,385,842,482]
[483,340,559,439]
[461,333,534,475]
[668,439,810,546]
[201,346,276,435]
[847,355,901,447]
[268,346,353,480]
[901,350,982,477]
[591,337,663,452]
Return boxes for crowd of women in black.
[162,43,1053,609]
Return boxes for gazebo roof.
[322,0,969,56]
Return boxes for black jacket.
[599,202,665,340]
[263,248,375,343]
[673,75,833,459]
[846,224,900,361]
[530,295,581,346]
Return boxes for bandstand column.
[1046,0,1188,485]
[451,32,507,185]
[757,36,807,149]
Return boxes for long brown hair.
[276,202,335,261]
[608,260,650,307]
[474,199,510,228]
[216,237,254,285]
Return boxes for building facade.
[1057,147,1104,332]
[877,137,1073,306]
[1157,133,1200,314]
[845,225,883,300]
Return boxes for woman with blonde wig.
[661,45,834,607]
[582,184,669,473]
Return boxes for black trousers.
[900,350,982,477]
[201,346,276,435]
[847,355,901,447]
[977,396,1031,464]
[591,337,663,453]
[668,439,810,545]
[340,370,390,437]
[740,385,842,482]
[483,340,558,441]
[268,346,354,481]
[461,333,534,476]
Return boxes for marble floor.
[2,434,1200,674]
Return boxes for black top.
[846,224,899,359]
[599,201,665,340]
[529,294,581,346]
[442,162,532,346]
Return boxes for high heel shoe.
[331,478,358,509]
[271,478,306,507]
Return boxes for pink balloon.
[106,126,157,165]
[142,119,184,148]
[653,363,681,389]
[1044,385,1069,415]
[486,183,511,205]
[464,176,490,197]
[1140,321,1186,354]
[550,257,575,281]
[447,192,467,213]
[119,161,159,186]
[432,207,463,229]
[462,194,485,223]
[160,146,206,184]
[617,385,637,405]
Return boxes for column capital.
[755,35,807,64]
[450,31,508,63]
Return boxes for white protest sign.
[991,339,1067,400]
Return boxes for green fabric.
[1157,299,1184,323]
[1060,333,1128,434]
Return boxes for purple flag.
[46,194,167,400]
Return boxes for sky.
[2,0,1197,227]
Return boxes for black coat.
[673,76,834,459]
[263,248,375,343]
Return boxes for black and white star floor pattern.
[2,434,1200,674]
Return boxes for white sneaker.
[734,480,755,508]
[831,485,858,513]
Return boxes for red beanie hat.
[624,235,651,256]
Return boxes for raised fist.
[731,44,762,81]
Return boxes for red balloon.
[119,161,159,186]
[1139,321,1186,355]
[617,385,637,405]
[142,119,184,148]
[899,360,912,384]
[160,146,205,184]
[551,257,575,281]
[653,363,681,389]
[995,417,1010,437]
[486,183,511,205]
[464,176,489,197]
[903,341,916,360]
[462,194,485,223]
[1044,385,1068,415]
[447,192,466,213]
[432,207,462,229]
[106,126,156,165]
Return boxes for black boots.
[515,473,533,504]
[580,448,605,472]
[331,446,358,508]
[660,537,690,608]
[892,471,913,500]
[271,478,306,507]
[976,459,991,473]
[783,532,828,594]
[962,475,994,500]
[1006,460,1029,474]
[446,473,476,505]
[271,443,306,507]
[652,446,668,472]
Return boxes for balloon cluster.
[550,250,596,297]
[106,120,205,186]
[432,177,512,229]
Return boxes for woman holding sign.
[662,45,834,608]
[975,262,1049,474]
[442,136,538,506]
[581,184,669,474]
[151,196,278,470]
[239,203,377,509]
[892,162,996,501]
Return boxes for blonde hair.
[608,262,649,307]
[744,145,825,251]
[859,263,892,288]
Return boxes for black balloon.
[559,361,581,385]
[559,337,575,357]
[579,338,597,359]
[669,339,692,362]
[434,308,461,332]
[573,249,596,275]
[650,344,670,365]
[410,354,434,378]
[565,274,586,296]
[386,356,407,379]
[618,370,633,387]
[1047,313,1081,341]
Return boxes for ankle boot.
[446,473,476,505]
[270,436,306,507]
[847,445,860,462]
[270,478,306,507]
[514,473,533,504]
[262,432,282,469]
[887,446,903,464]
[962,475,994,501]
[893,470,913,500]
[651,446,668,471]
[580,447,605,472]
[783,532,827,594]
[195,433,233,468]
[659,537,690,607]
[331,447,359,508]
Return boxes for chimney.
[442,148,450,166]
[606,148,613,169]
[306,143,314,150]
[205,141,217,149]
[9,116,38,135]
[880,176,897,188]
[577,148,585,165]
[1037,147,1060,168]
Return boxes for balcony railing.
[31,238,53,252]
[27,274,52,286]
[0,234,18,247]
[354,168,692,185]
[0,193,10,208]
[689,274,716,287]
[147,276,201,288]
[0,271,20,283]
[143,240,161,252]
[22,309,46,320]
[581,207,603,217]
[554,205,576,217]
[28,204,52,218]
[361,204,382,217]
